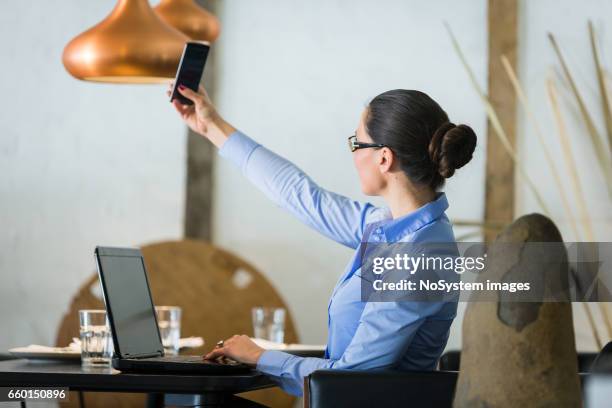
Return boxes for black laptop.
[94,246,250,374]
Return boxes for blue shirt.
[219,130,458,396]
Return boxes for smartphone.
[170,42,210,105]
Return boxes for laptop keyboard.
[141,356,241,365]
[147,356,205,363]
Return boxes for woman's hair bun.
[428,122,477,179]
[367,89,478,190]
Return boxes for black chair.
[591,342,612,373]
[304,369,458,408]
[304,364,593,408]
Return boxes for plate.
[8,346,81,361]
[8,336,204,361]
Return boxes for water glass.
[79,310,113,367]
[252,307,285,343]
[155,306,181,356]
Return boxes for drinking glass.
[79,310,113,367]
[252,307,285,343]
[155,306,181,356]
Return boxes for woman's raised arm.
[169,85,386,249]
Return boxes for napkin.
[250,338,326,351]
[178,336,205,349]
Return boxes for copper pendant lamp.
[154,0,221,42]
[62,0,189,83]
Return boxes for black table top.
[0,359,275,394]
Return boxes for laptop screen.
[95,247,164,358]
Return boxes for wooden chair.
[56,239,298,408]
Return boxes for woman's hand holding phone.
[167,83,236,149]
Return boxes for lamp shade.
[62,0,189,83]
[154,0,221,42]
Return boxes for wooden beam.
[184,0,218,240]
[484,0,519,241]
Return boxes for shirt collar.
[379,192,449,241]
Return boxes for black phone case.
[170,42,210,105]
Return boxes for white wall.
[212,0,488,350]
[0,1,186,351]
[518,0,612,350]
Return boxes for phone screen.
[170,42,210,105]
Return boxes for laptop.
[94,246,250,374]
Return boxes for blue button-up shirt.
[219,130,458,396]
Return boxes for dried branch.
[445,22,550,215]
[589,20,612,156]
[501,55,580,240]
[546,76,595,241]
[548,32,612,197]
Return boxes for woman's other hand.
[167,83,236,148]
[203,334,265,366]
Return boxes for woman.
[168,84,477,396]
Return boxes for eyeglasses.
[347,135,387,152]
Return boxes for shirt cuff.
[256,350,294,377]
[218,130,260,172]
